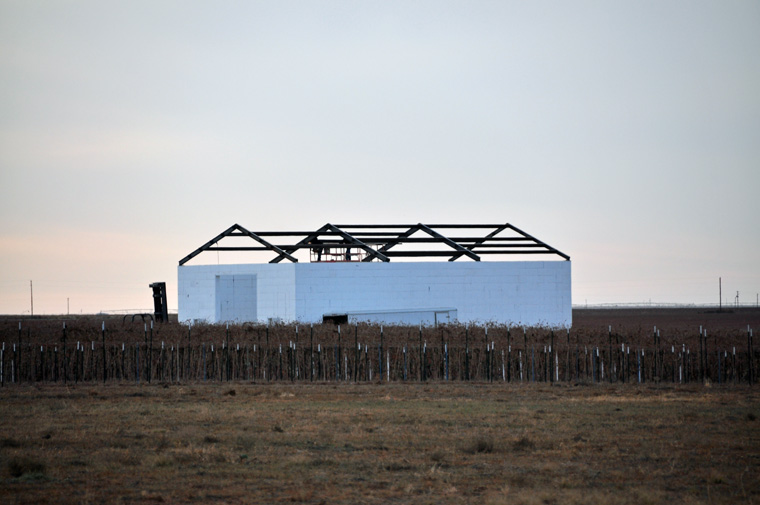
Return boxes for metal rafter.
[270,224,331,264]
[323,224,390,262]
[415,223,481,261]
[504,223,570,261]
[178,224,297,266]
[447,224,507,262]
[363,224,421,261]
[179,222,570,265]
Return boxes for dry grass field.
[1,382,758,504]
[1,309,758,503]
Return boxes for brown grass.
[0,382,758,504]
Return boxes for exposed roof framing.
[178,223,570,265]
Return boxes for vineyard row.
[1,328,756,385]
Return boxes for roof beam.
[269,224,332,263]
[362,224,420,262]
[447,224,507,262]
[324,224,390,262]
[179,224,298,266]
[506,224,570,261]
[416,223,481,262]
[236,224,298,263]
[179,222,569,264]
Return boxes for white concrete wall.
[178,264,296,324]
[178,260,571,327]
[294,261,570,327]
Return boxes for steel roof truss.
[416,223,481,262]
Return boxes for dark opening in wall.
[322,314,348,325]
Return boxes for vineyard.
[1,308,757,385]
[1,309,759,504]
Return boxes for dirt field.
[1,382,758,504]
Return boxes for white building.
[178,223,571,327]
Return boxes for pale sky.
[1,1,758,314]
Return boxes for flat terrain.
[1,382,758,504]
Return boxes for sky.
[1,0,758,314]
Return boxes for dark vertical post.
[318,343,323,381]
[202,343,206,381]
[160,341,165,381]
[655,328,661,381]
[27,329,31,382]
[148,321,153,383]
[62,323,68,384]
[486,327,491,382]
[575,345,579,381]
[703,329,709,383]
[748,327,753,386]
[445,342,449,381]
[295,325,299,381]
[17,322,21,383]
[440,328,445,380]
[310,324,314,382]
[465,324,470,381]
[336,326,341,380]
[186,325,191,381]
[226,323,230,382]
[266,323,270,382]
[550,331,555,383]
[102,322,107,383]
[507,328,512,382]
[419,325,423,382]
[565,329,570,382]
[38,345,43,382]
[422,341,427,381]
[608,326,613,383]
[354,325,358,382]
[73,342,78,383]
[379,326,383,378]
[700,329,705,382]
[403,345,407,381]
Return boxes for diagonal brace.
[270,224,332,263]
[448,224,508,261]
[325,224,390,262]
[417,223,480,261]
